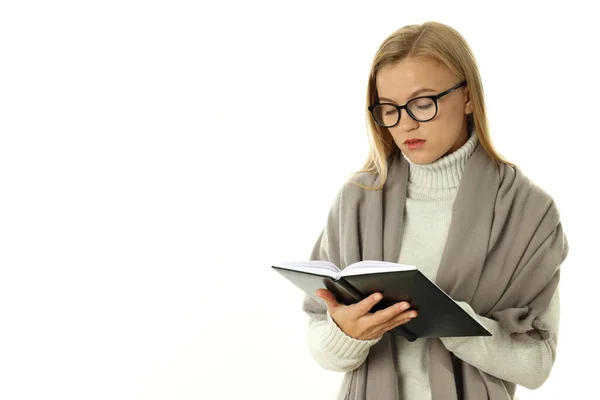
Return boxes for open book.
[272,260,491,341]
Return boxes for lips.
[404,138,426,150]
[404,138,425,144]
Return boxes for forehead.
[376,57,455,100]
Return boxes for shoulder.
[495,161,569,262]
[336,171,380,203]
[334,151,401,205]
[496,162,561,223]
[322,171,381,224]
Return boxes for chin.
[403,152,440,165]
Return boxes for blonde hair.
[353,21,512,190]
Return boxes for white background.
[0,1,597,399]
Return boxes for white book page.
[275,260,341,279]
[340,260,416,277]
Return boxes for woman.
[302,21,568,400]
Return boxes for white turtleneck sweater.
[306,134,560,399]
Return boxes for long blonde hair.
[354,21,512,190]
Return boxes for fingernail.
[401,303,410,310]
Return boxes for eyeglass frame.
[368,80,467,127]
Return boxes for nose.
[397,107,418,130]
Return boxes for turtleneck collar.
[401,132,479,193]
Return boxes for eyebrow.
[378,87,437,103]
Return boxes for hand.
[316,289,418,341]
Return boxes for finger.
[383,310,418,331]
[351,292,384,317]
[368,301,411,325]
[315,289,341,313]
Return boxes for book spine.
[333,279,364,302]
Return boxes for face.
[375,57,472,164]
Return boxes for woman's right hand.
[316,289,418,341]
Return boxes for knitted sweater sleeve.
[306,311,382,372]
[440,287,560,390]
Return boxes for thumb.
[316,289,341,313]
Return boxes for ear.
[464,87,473,115]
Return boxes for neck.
[402,133,479,199]
[444,127,470,157]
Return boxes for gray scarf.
[302,142,568,399]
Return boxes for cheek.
[435,103,464,131]
[388,129,403,144]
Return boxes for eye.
[410,98,434,110]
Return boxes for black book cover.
[272,265,491,340]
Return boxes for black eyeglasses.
[368,80,467,128]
